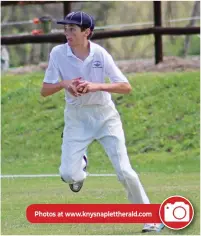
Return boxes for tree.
[183,1,200,57]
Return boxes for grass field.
[1,173,200,235]
[1,71,200,235]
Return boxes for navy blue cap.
[57,11,95,31]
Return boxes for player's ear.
[85,28,91,38]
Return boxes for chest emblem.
[92,61,102,68]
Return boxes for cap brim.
[56,19,81,25]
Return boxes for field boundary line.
[0,174,116,178]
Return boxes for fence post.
[63,1,71,17]
[153,1,163,64]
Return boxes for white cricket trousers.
[59,101,150,204]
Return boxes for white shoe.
[142,223,165,233]
[69,155,88,193]
[69,181,84,192]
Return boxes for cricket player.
[41,11,164,233]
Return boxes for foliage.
[1,2,200,67]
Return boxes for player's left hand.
[76,81,100,93]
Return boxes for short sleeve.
[104,52,128,83]
[43,52,60,84]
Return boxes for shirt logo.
[92,61,102,68]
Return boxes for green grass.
[1,71,200,235]
[1,71,200,174]
[1,173,200,235]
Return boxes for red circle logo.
[159,196,194,230]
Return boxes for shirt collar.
[88,40,95,57]
[66,41,95,58]
[66,44,74,57]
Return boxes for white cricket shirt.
[43,41,128,106]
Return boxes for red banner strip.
[26,204,162,223]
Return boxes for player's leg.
[98,135,150,204]
[96,103,165,232]
[59,106,93,192]
[60,131,88,192]
[59,136,89,187]
[96,103,150,204]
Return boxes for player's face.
[64,24,90,47]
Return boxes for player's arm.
[41,51,63,97]
[41,79,82,97]
[77,51,132,94]
[41,50,82,97]
[41,81,64,97]
[103,52,132,94]
[98,82,131,94]
[76,81,131,94]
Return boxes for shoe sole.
[69,182,83,192]
[142,224,165,233]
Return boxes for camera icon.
[164,202,190,222]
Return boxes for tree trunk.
[165,1,175,44]
[183,1,200,57]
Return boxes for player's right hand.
[61,78,82,97]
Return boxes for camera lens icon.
[173,206,187,220]
[159,196,194,230]
[164,202,189,222]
